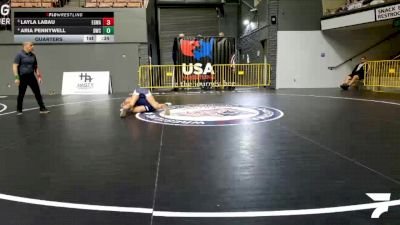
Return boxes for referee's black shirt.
[14,50,37,76]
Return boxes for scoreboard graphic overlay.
[14,12,114,43]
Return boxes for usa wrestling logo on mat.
[136,104,284,126]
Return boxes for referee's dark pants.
[17,73,45,111]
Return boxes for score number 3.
[102,18,114,26]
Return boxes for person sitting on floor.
[340,56,367,90]
[120,88,170,118]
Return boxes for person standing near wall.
[13,42,49,115]
[172,33,185,90]
[172,33,185,65]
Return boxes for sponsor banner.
[136,104,284,126]
[376,3,400,21]
[61,71,112,95]
[0,0,11,31]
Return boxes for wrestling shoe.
[120,108,128,118]
[340,84,349,90]
[164,105,170,116]
[39,108,50,114]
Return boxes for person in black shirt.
[172,33,185,90]
[13,42,49,115]
[340,56,367,90]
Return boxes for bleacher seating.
[11,0,66,7]
[10,0,145,7]
[11,0,57,8]
[323,0,397,16]
[85,0,143,8]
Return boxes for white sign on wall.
[376,4,400,21]
[61,71,112,95]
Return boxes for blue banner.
[173,36,236,65]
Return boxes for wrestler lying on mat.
[120,88,170,118]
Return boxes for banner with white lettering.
[0,0,11,31]
[376,4,400,21]
[61,71,112,95]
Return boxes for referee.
[12,42,49,115]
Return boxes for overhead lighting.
[243,19,250,25]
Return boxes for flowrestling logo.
[136,104,284,126]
